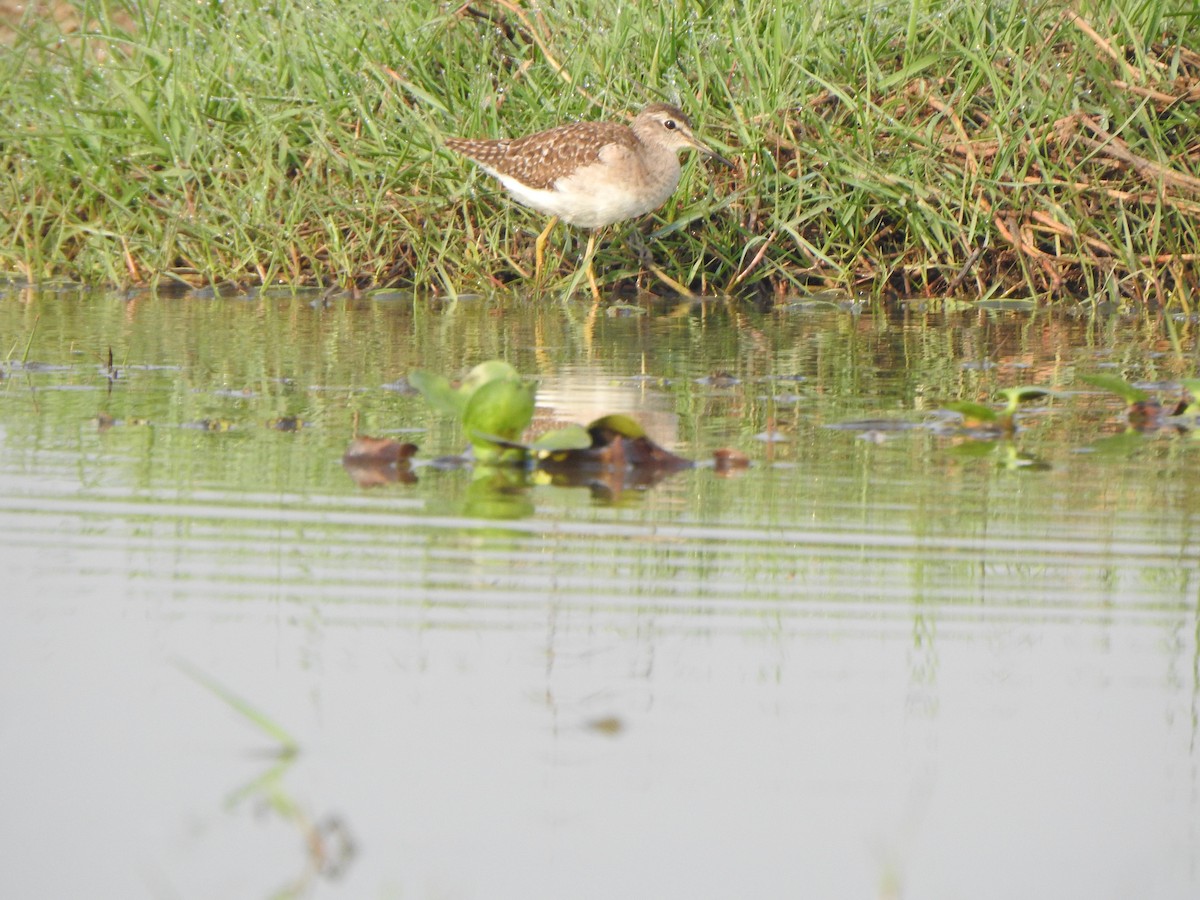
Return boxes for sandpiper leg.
[582,232,601,301]
[534,215,559,280]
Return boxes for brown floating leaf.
[585,716,625,737]
[586,429,693,473]
[192,419,235,432]
[534,417,691,474]
[712,447,751,475]
[532,422,693,500]
[1127,399,1164,433]
[696,372,741,388]
[342,437,419,488]
[343,436,418,465]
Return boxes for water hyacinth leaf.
[943,401,998,424]
[1078,373,1148,403]
[463,377,535,438]
[411,360,525,418]
[468,432,530,452]
[408,369,462,416]
[531,424,593,453]
[463,377,535,460]
[998,386,1052,415]
[587,414,647,439]
[461,360,521,393]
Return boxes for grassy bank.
[1,0,1198,305]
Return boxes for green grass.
[1,0,1199,305]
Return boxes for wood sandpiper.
[446,102,732,297]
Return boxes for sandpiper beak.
[685,133,735,169]
[706,146,737,169]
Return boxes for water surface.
[1,287,1198,899]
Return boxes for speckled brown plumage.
[444,103,728,231]
[446,105,693,191]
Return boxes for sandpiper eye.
[664,119,677,130]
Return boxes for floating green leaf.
[400,361,699,477]
[588,414,647,439]
[531,424,593,453]
[463,377,535,462]
[460,360,522,398]
[997,444,1050,471]
[411,360,526,418]
[997,386,1052,415]
[1078,373,1148,404]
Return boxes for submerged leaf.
[946,440,999,458]
[975,298,1038,311]
[1078,373,1148,404]
[408,369,462,416]
[1083,431,1146,457]
[826,418,921,433]
[943,401,998,424]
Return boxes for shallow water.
[1,286,1198,900]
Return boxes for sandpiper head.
[633,103,735,168]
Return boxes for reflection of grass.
[174,659,298,755]
[1,1,1197,302]
[178,664,358,891]
[3,313,39,364]
[226,756,357,891]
